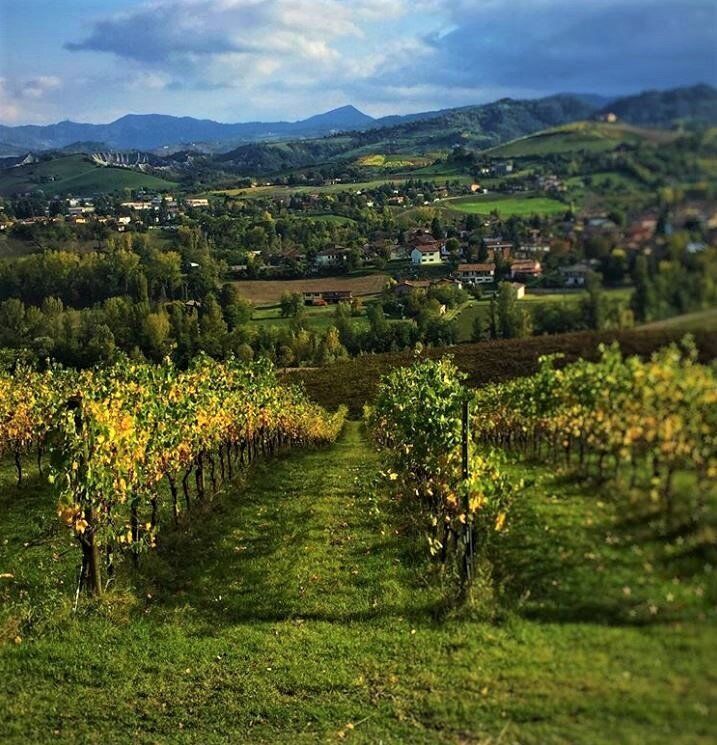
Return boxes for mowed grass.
[0,422,715,743]
[445,194,568,217]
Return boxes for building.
[510,282,526,299]
[560,263,593,287]
[303,290,353,305]
[510,259,542,280]
[411,245,443,266]
[314,247,353,268]
[185,198,210,208]
[456,263,496,284]
[483,237,513,259]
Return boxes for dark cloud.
[387,0,717,96]
[65,4,250,63]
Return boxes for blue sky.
[1,0,715,125]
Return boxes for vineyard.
[367,341,716,591]
[0,357,345,597]
[1,343,716,742]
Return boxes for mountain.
[599,84,717,126]
[0,106,377,152]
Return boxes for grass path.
[0,423,715,743]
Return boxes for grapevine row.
[0,356,346,595]
[472,339,716,524]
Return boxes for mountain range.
[1,85,715,156]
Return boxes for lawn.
[1,422,714,743]
[445,194,568,217]
[233,274,390,306]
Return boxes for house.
[560,263,593,287]
[393,279,432,297]
[491,161,514,176]
[185,198,210,208]
[510,259,542,280]
[483,237,513,259]
[456,263,496,284]
[389,245,407,261]
[303,290,353,305]
[411,245,443,266]
[121,201,154,211]
[315,247,353,268]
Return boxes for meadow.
[233,274,389,306]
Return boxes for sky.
[0,0,715,125]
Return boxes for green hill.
[483,121,680,158]
[0,154,177,197]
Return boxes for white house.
[411,245,443,266]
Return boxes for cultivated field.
[233,274,390,305]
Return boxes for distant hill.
[0,154,177,197]
[216,94,599,174]
[600,84,717,127]
[0,106,378,152]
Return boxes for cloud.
[383,0,717,97]
[0,76,64,124]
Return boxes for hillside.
[600,83,717,126]
[216,94,599,174]
[483,121,681,158]
[0,154,177,197]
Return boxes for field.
[233,274,389,306]
[483,122,681,158]
[0,155,177,197]
[444,194,568,217]
[1,417,715,743]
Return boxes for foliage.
[366,358,517,584]
[0,356,345,596]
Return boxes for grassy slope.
[0,423,715,743]
[483,122,680,158]
[0,155,177,196]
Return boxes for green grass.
[1,422,715,743]
[0,155,177,197]
[638,307,717,332]
[249,304,365,331]
[445,194,568,217]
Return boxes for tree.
[280,292,303,318]
[199,294,228,358]
[495,282,532,339]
